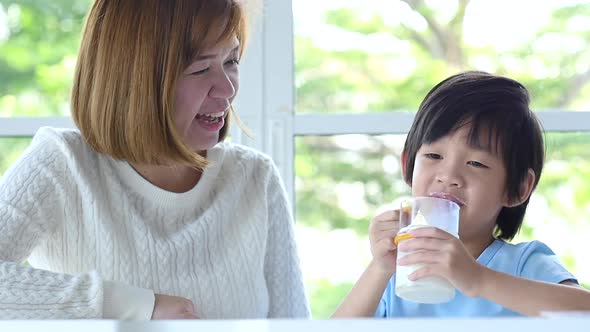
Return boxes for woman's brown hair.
[71,0,248,170]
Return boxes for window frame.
[2,0,590,209]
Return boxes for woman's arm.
[0,129,104,319]
[263,161,310,318]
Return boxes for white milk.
[395,227,456,303]
[395,201,459,304]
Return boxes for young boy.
[333,71,590,317]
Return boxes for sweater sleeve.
[0,128,104,319]
[102,280,155,320]
[263,161,310,318]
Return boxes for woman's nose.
[208,72,236,99]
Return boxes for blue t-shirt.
[375,240,577,317]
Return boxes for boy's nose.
[435,169,463,188]
[436,177,461,188]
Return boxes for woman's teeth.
[196,112,224,123]
[205,111,225,118]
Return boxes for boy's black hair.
[403,71,545,240]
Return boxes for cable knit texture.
[0,127,310,319]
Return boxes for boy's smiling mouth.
[429,192,466,207]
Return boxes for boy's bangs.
[460,113,510,157]
[421,103,524,159]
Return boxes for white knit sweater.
[0,127,309,319]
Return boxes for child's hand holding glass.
[368,209,402,276]
[397,225,486,298]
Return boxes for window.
[0,1,82,166]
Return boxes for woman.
[0,0,309,320]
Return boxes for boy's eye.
[424,153,442,160]
[190,68,209,75]
[467,160,489,168]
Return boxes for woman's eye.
[225,59,240,66]
[467,160,488,168]
[425,153,442,160]
[190,68,209,75]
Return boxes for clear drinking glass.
[394,196,460,303]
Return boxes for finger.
[375,221,401,232]
[408,264,443,281]
[374,227,401,241]
[370,219,400,235]
[371,213,401,231]
[182,312,199,319]
[374,237,398,253]
[372,209,400,223]
[396,237,446,252]
[408,226,454,239]
[397,250,442,266]
[185,300,195,313]
[177,298,195,315]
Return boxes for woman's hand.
[396,226,486,297]
[368,209,401,276]
[151,294,199,319]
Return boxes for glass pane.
[294,0,590,113]
[0,1,91,116]
[0,137,31,174]
[295,132,590,318]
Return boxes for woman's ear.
[504,168,536,207]
[401,151,411,186]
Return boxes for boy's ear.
[401,150,411,186]
[504,168,536,208]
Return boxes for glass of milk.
[394,196,460,304]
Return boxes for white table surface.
[0,318,588,332]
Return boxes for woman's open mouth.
[194,111,226,131]
[195,111,225,124]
